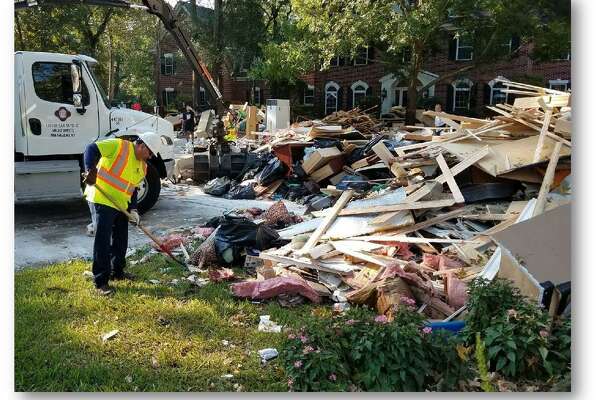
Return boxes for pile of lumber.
[246,79,571,319]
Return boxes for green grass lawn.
[15,253,327,391]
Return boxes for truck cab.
[14,51,176,212]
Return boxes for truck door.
[22,54,100,156]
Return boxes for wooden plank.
[461,214,513,221]
[310,157,345,182]
[302,147,342,174]
[513,95,570,110]
[307,243,335,259]
[435,154,465,204]
[370,181,439,225]
[533,100,553,163]
[245,106,257,139]
[373,147,487,225]
[330,242,389,267]
[422,111,489,125]
[372,141,396,167]
[532,142,563,217]
[258,252,355,275]
[299,190,354,254]
[384,208,467,237]
[311,198,455,217]
[351,236,475,244]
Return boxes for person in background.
[180,103,196,141]
[433,103,446,135]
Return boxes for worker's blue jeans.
[92,203,129,288]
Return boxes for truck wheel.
[137,163,161,214]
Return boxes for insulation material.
[231,276,321,303]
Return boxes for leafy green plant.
[475,333,495,392]
[463,278,571,381]
[282,305,471,392]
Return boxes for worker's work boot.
[111,271,135,281]
[96,284,114,296]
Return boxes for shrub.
[282,305,471,392]
[463,278,571,381]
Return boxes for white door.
[22,53,100,156]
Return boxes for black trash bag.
[204,176,231,196]
[204,216,226,228]
[335,174,372,192]
[236,152,268,181]
[256,157,287,185]
[313,138,342,150]
[226,184,256,200]
[214,216,259,263]
[255,223,281,250]
[291,162,308,180]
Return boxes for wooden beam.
[299,190,354,254]
[436,154,465,204]
[312,198,455,217]
[372,146,489,226]
[372,141,396,167]
[532,142,563,217]
[533,99,554,163]
[351,236,475,244]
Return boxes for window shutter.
[484,83,491,105]
[367,46,375,64]
[510,35,521,54]
[172,56,176,75]
[446,84,454,111]
[337,87,343,111]
[160,55,166,75]
[347,86,354,109]
[469,83,478,111]
[448,36,457,61]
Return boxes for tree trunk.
[14,13,26,50]
[213,0,223,91]
[154,21,163,114]
[405,43,422,125]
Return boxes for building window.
[329,56,340,67]
[548,79,570,92]
[500,37,513,55]
[452,78,472,110]
[489,80,507,105]
[198,87,206,105]
[354,46,368,66]
[32,62,90,106]
[162,87,176,110]
[252,86,261,105]
[351,81,368,108]
[160,53,175,75]
[325,81,340,114]
[304,85,315,105]
[456,36,473,61]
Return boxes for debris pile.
[219,79,571,320]
[148,79,570,321]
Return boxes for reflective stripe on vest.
[97,167,135,196]
[110,139,131,176]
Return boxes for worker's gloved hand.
[83,168,97,185]
[129,209,140,226]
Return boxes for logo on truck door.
[54,107,71,122]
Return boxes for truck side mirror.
[70,63,85,113]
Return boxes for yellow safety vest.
[84,138,147,211]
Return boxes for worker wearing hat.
[83,132,162,295]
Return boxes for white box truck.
[14,51,176,212]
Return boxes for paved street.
[14,183,305,269]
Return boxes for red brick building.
[302,38,570,118]
[155,2,269,113]
[156,4,570,117]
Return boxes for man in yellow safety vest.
[83,132,162,295]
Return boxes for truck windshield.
[85,62,111,109]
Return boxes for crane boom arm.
[15,0,228,116]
